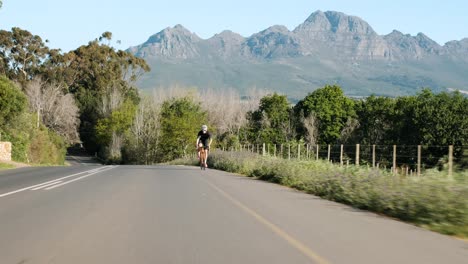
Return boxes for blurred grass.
[0,162,15,170]
[172,150,468,238]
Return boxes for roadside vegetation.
[172,151,468,238]
[0,162,14,170]
[0,27,148,165]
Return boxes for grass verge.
[0,162,15,170]
[171,150,468,238]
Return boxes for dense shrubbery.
[0,77,67,164]
[172,151,468,237]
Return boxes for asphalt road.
[0,164,466,264]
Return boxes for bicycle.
[198,144,207,170]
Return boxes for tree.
[247,93,291,144]
[24,78,80,143]
[0,76,27,127]
[353,95,396,145]
[124,97,162,164]
[159,97,207,161]
[0,28,53,84]
[294,85,356,144]
[95,99,136,162]
[407,89,467,146]
[301,112,319,145]
[63,34,149,154]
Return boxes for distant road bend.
[0,164,466,264]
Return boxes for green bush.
[0,76,27,126]
[1,108,67,165]
[28,126,66,165]
[159,97,207,162]
[172,151,468,237]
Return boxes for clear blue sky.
[1,0,467,52]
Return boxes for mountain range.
[128,10,468,99]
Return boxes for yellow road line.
[202,179,331,264]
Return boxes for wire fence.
[221,143,467,176]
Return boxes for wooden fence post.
[262,143,266,156]
[288,144,291,160]
[316,145,319,160]
[340,144,343,166]
[448,145,453,178]
[393,145,397,175]
[298,144,301,160]
[280,144,283,158]
[306,144,309,159]
[417,145,421,177]
[327,145,331,161]
[356,144,360,166]
[274,144,277,157]
[372,145,376,168]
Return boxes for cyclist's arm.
[196,136,201,147]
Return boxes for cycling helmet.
[201,125,208,131]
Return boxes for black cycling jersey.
[197,130,212,145]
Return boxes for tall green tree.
[0,76,27,127]
[0,28,55,84]
[397,89,468,146]
[247,93,291,144]
[159,97,207,162]
[95,99,137,162]
[62,34,149,154]
[294,85,356,144]
[353,95,396,145]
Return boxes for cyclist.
[196,125,212,167]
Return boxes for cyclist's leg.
[197,144,203,159]
[204,146,209,167]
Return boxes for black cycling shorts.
[200,141,210,150]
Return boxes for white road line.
[30,180,62,191]
[31,181,63,190]
[0,166,111,198]
[45,166,116,190]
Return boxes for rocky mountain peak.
[129,10,466,62]
[243,25,300,59]
[384,31,442,58]
[324,11,376,34]
[147,24,201,44]
[444,38,468,58]
[129,10,468,97]
[415,32,441,50]
[205,30,245,59]
[130,24,201,59]
[209,30,244,42]
[295,10,376,35]
[261,25,290,34]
